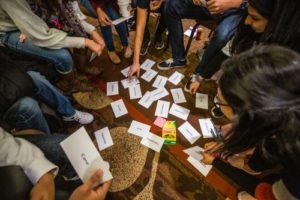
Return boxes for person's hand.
[91,30,105,54]
[128,62,141,80]
[200,151,215,165]
[30,172,55,200]
[19,33,26,43]
[150,0,163,11]
[97,8,112,26]
[192,0,204,6]
[70,170,111,200]
[204,141,218,153]
[189,81,200,94]
[207,0,241,14]
[85,39,102,56]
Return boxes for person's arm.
[0,0,85,49]
[206,0,243,14]
[128,1,149,79]
[0,128,58,184]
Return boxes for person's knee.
[15,97,41,116]
[54,49,73,74]
[165,0,181,16]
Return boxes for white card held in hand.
[141,132,165,152]
[152,75,168,88]
[155,100,170,118]
[111,99,128,118]
[141,59,155,70]
[168,71,184,85]
[141,69,158,82]
[187,156,212,177]
[106,81,119,96]
[89,52,97,63]
[95,127,114,151]
[169,104,190,120]
[129,84,142,99]
[128,120,151,137]
[112,15,133,25]
[60,127,113,184]
[171,88,186,104]
[138,91,155,109]
[195,93,209,109]
[199,118,215,138]
[151,88,169,101]
[178,121,201,144]
[121,76,140,89]
[183,146,204,161]
[121,66,130,77]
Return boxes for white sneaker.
[63,110,94,124]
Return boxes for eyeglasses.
[213,96,230,107]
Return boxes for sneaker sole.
[155,42,165,50]
[140,41,151,56]
[157,64,186,71]
[183,84,190,93]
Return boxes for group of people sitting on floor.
[1,0,300,199]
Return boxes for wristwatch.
[191,74,206,84]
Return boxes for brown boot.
[107,51,121,64]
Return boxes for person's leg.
[3,97,51,134]
[27,71,75,117]
[1,31,73,74]
[164,0,214,65]
[154,2,167,49]
[17,133,77,179]
[195,12,242,75]
[80,0,97,17]
[140,11,151,55]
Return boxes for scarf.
[26,0,88,38]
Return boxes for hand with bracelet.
[189,74,206,94]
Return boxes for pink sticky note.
[154,117,166,128]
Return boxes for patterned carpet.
[62,15,239,200]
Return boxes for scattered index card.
[106,81,119,96]
[151,88,169,101]
[171,88,186,104]
[152,75,168,88]
[195,93,209,109]
[129,84,142,99]
[178,121,201,144]
[138,91,155,109]
[187,156,212,177]
[111,99,128,118]
[141,69,158,82]
[121,66,130,77]
[199,118,215,138]
[95,127,113,151]
[168,71,184,85]
[155,100,170,118]
[128,120,151,138]
[169,104,190,120]
[183,146,204,161]
[141,132,165,152]
[121,76,140,89]
[141,59,155,70]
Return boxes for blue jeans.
[164,0,241,65]
[0,32,73,74]
[3,97,51,134]
[28,71,75,117]
[80,0,129,51]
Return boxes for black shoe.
[140,39,151,56]
[184,74,197,92]
[211,106,224,118]
[157,58,186,70]
[154,37,164,50]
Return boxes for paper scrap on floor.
[60,127,113,184]
[178,121,201,144]
[151,87,169,101]
[121,66,130,77]
[168,71,184,85]
[169,104,190,120]
[171,88,186,104]
[141,69,158,82]
[184,26,196,38]
[152,75,168,88]
[199,118,215,138]
[187,156,212,177]
[141,59,156,70]
[183,146,204,161]
[141,132,165,152]
[154,117,166,128]
[195,93,209,109]
[106,81,119,96]
[155,100,170,118]
[95,127,114,151]
[129,84,142,99]
[138,91,155,109]
[111,99,128,118]
[121,76,140,88]
[128,120,151,138]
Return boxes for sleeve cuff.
[23,158,58,185]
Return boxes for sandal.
[108,51,121,64]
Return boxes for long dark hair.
[220,45,300,170]
[231,0,300,54]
